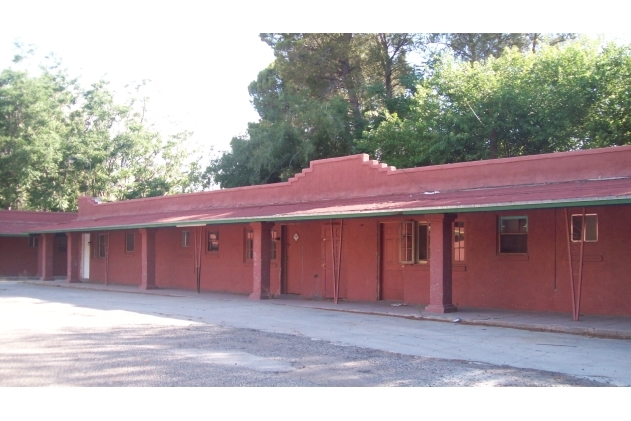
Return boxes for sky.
[2,1,630,158]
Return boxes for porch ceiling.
[25,176,631,233]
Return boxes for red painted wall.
[444,206,631,316]
[80,204,630,316]
[89,231,141,285]
[0,236,38,277]
[152,224,281,294]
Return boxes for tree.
[359,41,631,166]
[0,50,203,211]
[208,33,418,188]
[423,33,577,65]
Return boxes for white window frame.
[571,214,598,242]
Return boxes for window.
[417,222,430,262]
[399,221,415,264]
[181,231,190,248]
[98,234,106,258]
[245,230,254,261]
[499,216,528,254]
[207,231,219,252]
[399,221,430,264]
[57,235,67,253]
[454,221,465,262]
[28,235,38,248]
[572,214,598,242]
[125,233,135,253]
[270,229,277,260]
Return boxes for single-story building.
[8,145,631,319]
[0,211,77,278]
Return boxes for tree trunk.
[490,129,498,159]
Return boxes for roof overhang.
[25,178,631,233]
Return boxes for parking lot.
[1,281,629,386]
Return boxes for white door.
[81,233,90,279]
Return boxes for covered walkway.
[11,277,631,340]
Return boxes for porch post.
[425,213,458,313]
[249,221,272,300]
[66,232,81,283]
[39,233,54,281]
[139,228,158,290]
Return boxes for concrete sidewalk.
[11,277,631,341]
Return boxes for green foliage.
[208,33,417,188]
[360,40,631,167]
[0,51,202,211]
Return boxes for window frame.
[97,234,106,258]
[181,230,190,248]
[270,229,277,260]
[453,221,465,262]
[571,214,598,243]
[28,235,38,248]
[399,221,416,264]
[398,221,430,264]
[498,216,528,254]
[417,222,430,263]
[207,231,219,252]
[125,232,135,253]
[245,229,254,261]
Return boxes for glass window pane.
[400,221,414,263]
[572,215,582,241]
[208,232,219,251]
[500,234,527,253]
[585,215,598,241]
[418,224,428,261]
[126,233,134,252]
[99,235,105,258]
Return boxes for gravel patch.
[0,323,604,386]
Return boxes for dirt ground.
[0,322,603,387]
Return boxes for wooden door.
[284,225,302,294]
[81,233,90,279]
[380,223,404,301]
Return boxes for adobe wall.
[154,224,281,294]
[273,205,631,316]
[449,206,631,316]
[76,146,631,220]
[0,236,38,277]
[82,204,631,316]
[89,231,142,285]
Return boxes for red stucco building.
[4,145,631,319]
